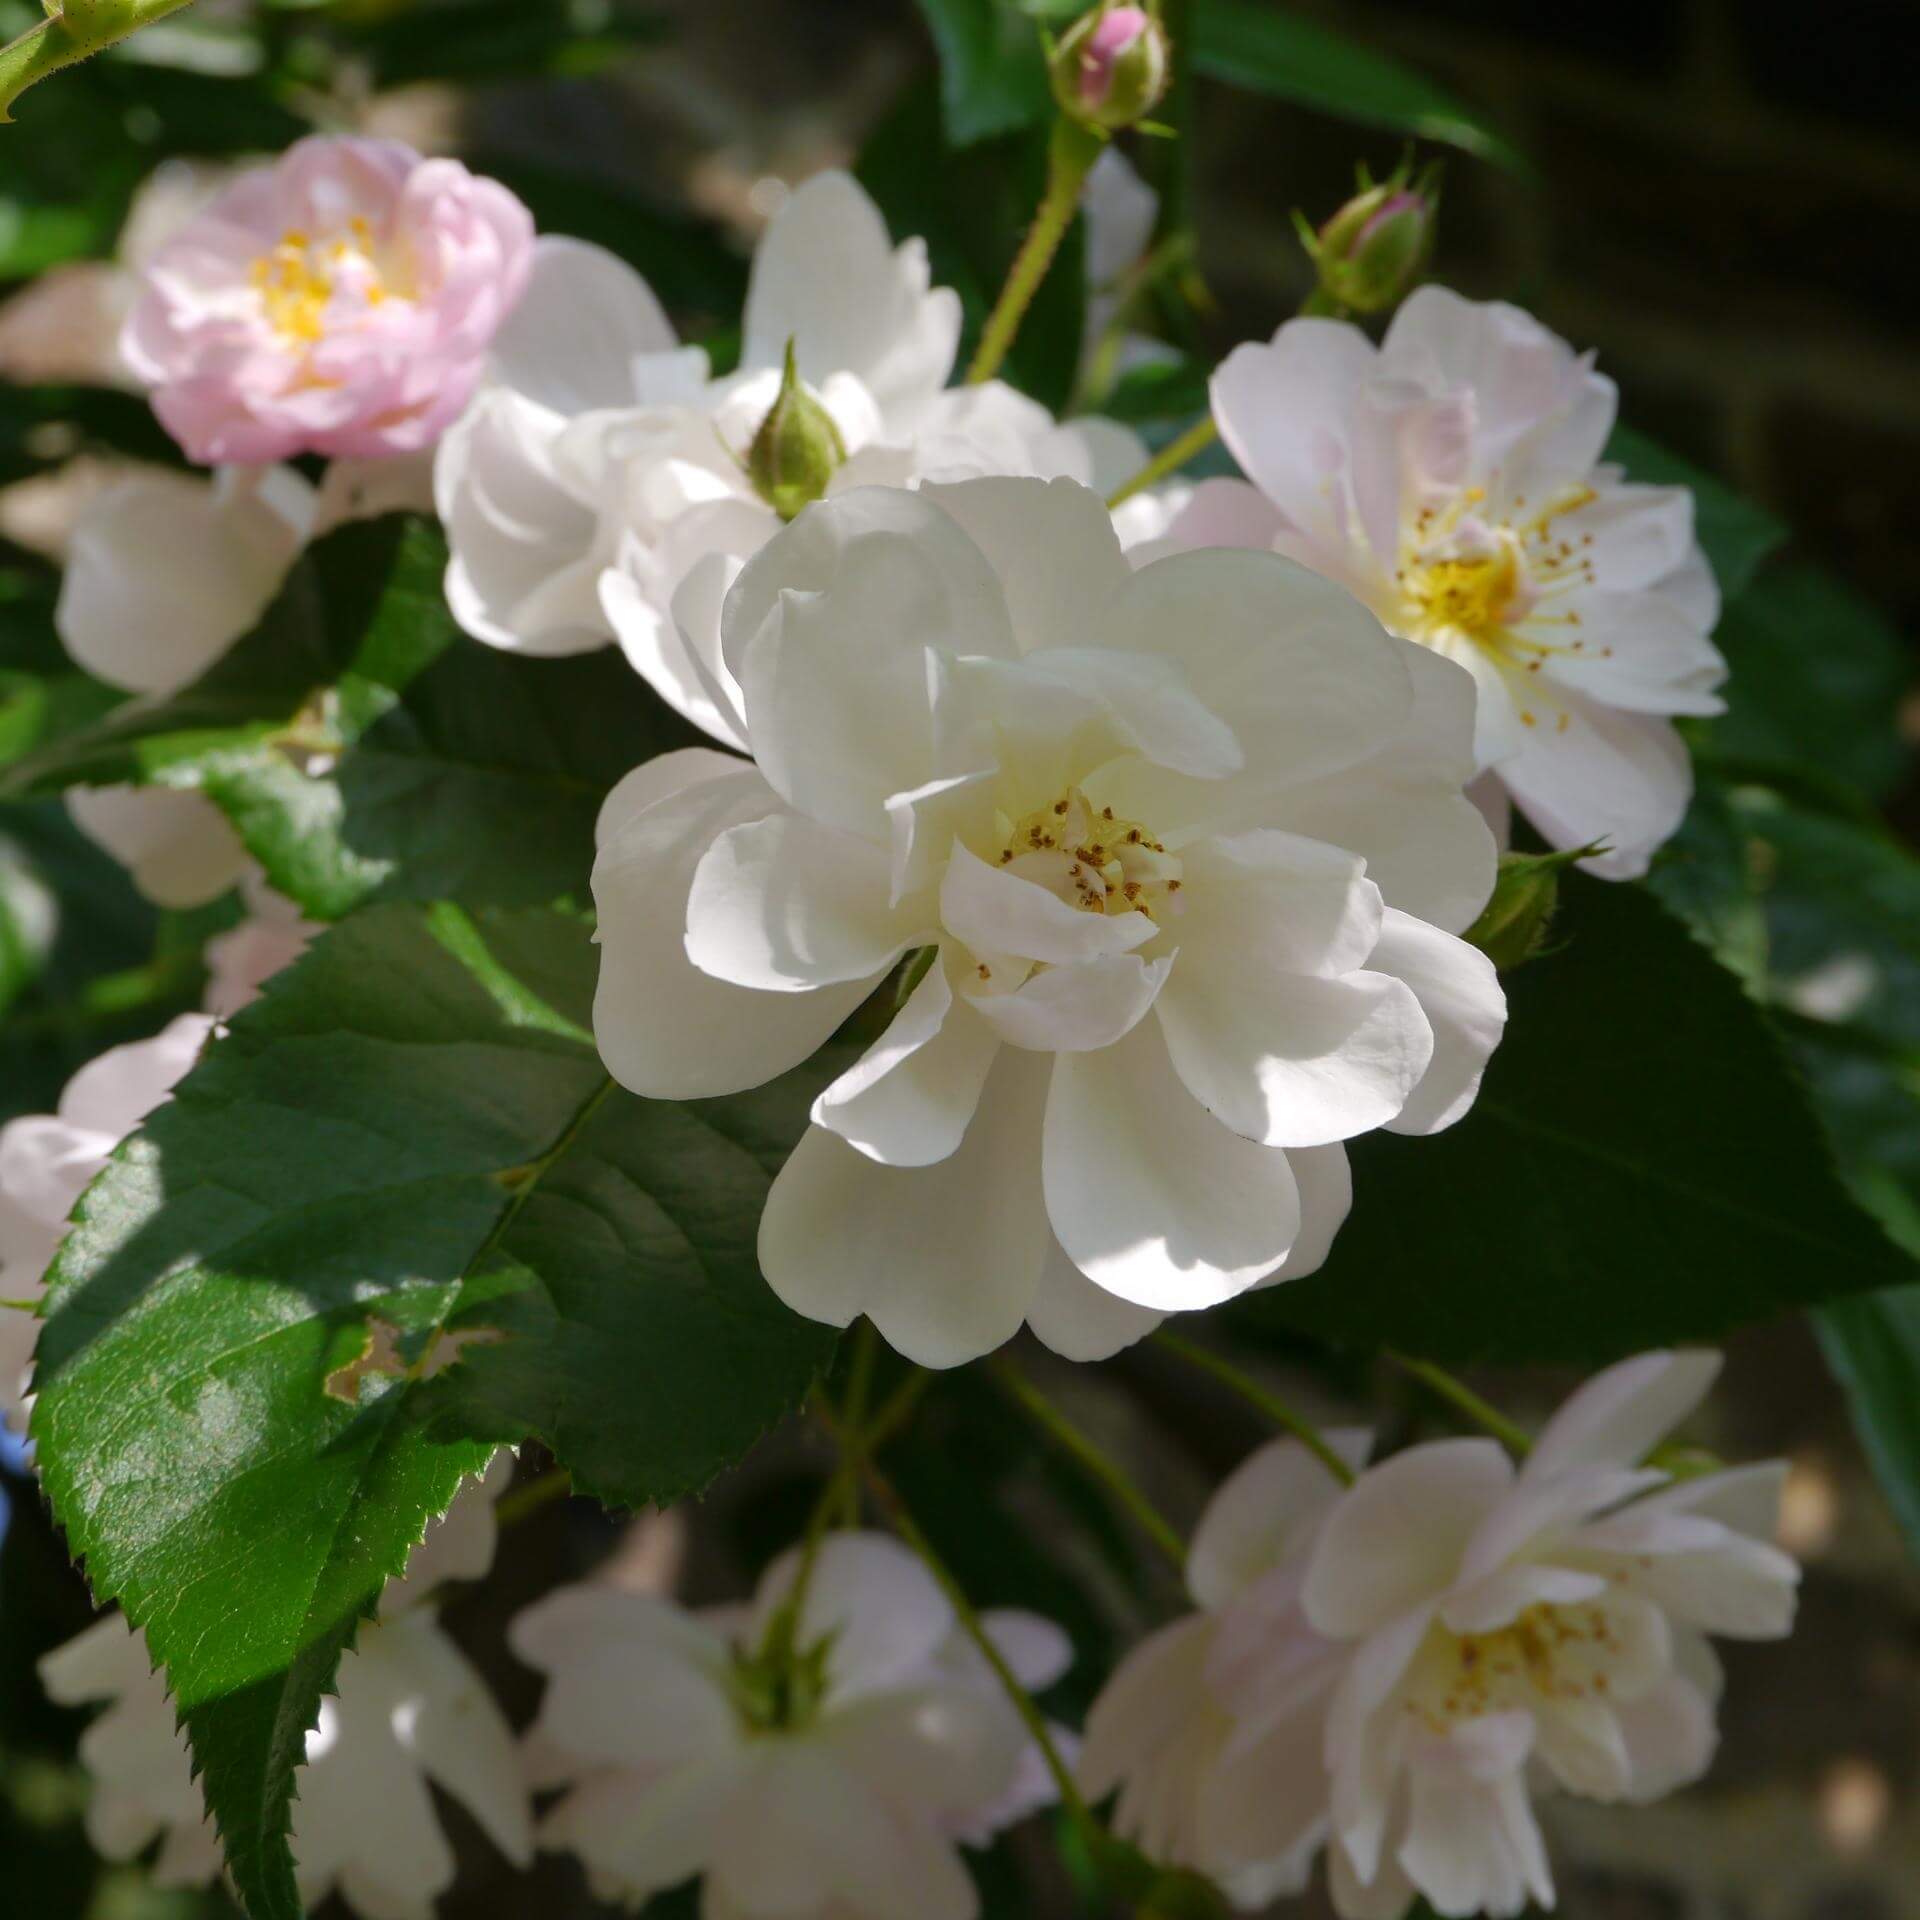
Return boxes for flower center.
[250,217,390,345]
[993,786,1182,923]
[1393,483,1612,735]
[727,1631,834,1736]
[1403,1601,1627,1734]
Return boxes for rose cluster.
[0,124,1799,1920]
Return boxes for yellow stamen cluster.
[250,216,387,345]
[1404,1601,1628,1736]
[1394,482,1613,736]
[996,787,1181,922]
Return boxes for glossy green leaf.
[1191,0,1527,172]
[1245,874,1915,1362]
[1605,424,1786,608]
[1708,565,1913,798]
[3,516,700,920]
[32,901,838,1919]
[913,0,1052,146]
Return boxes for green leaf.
[1817,1286,1920,1556]
[858,81,1087,413]
[1190,0,1527,172]
[1244,874,1915,1363]
[912,0,1052,146]
[3,516,701,920]
[1708,566,1913,799]
[1605,424,1786,607]
[32,901,838,1919]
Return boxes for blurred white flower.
[1194,289,1726,878]
[514,1530,1068,1919]
[1081,1431,1369,1907]
[202,872,317,1019]
[1305,1351,1798,1918]
[39,1458,528,1918]
[591,477,1502,1366]
[0,1014,213,1429]
[435,169,1144,749]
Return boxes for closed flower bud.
[1297,159,1442,315]
[747,338,847,522]
[1051,3,1170,133]
[1464,846,1592,971]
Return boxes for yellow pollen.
[1403,1601,1628,1736]
[249,217,392,345]
[997,787,1179,923]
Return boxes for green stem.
[968,116,1105,387]
[1152,1331,1357,1487]
[861,1452,1096,1833]
[1,0,201,121]
[1104,411,1218,508]
[992,1358,1187,1570]
[1390,1354,1534,1458]
[494,1465,571,1529]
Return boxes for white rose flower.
[1080,1430,1369,1908]
[591,476,1503,1366]
[39,1459,529,1919]
[1306,1351,1799,1919]
[1190,288,1726,878]
[0,1013,214,1428]
[513,1530,1068,1919]
[434,169,1144,750]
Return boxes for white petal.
[1539,587,1726,717]
[1023,1237,1168,1361]
[940,842,1156,967]
[1187,1429,1373,1611]
[1093,548,1417,832]
[971,950,1171,1053]
[1304,1439,1514,1638]
[917,475,1130,655]
[752,1530,952,1696]
[1044,1018,1303,1311]
[1399,1740,1552,1919]
[733,522,988,838]
[1262,1142,1353,1284]
[1615,1632,1720,1801]
[1211,321,1381,557]
[1496,693,1692,882]
[813,962,1001,1167]
[742,170,961,419]
[512,1586,737,1775]
[1268,640,1496,933]
[1157,476,1290,555]
[1157,959,1433,1150]
[685,810,912,992]
[436,388,609,657]
[592,751,878,1098]
[66,786,249,909]
[58,468,307,695]
[759,1048,1053,1367]
[542,1757,740,1900]
[1528,1350,1723,1479]
[1367,909,1506,1135]
[488,234,678,413]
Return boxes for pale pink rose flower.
[122,135,534,465]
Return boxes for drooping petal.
[1366,909,1506,1136]
[971,950,1171,1053]
[1023,1238,1169,1361]
[813,962,1001,1167]
[940,842,1157,967]
[1156,959,1433,1150]
[759,1048,1053,1367]
[1304,1439,1514,1639]
[1044,1019,1304,1311]
[685,810,914,992]
[592,751,880,1098]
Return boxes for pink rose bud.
[1296,158,1443,316]
[1050,3,1170,133]
[121,135,535,466]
